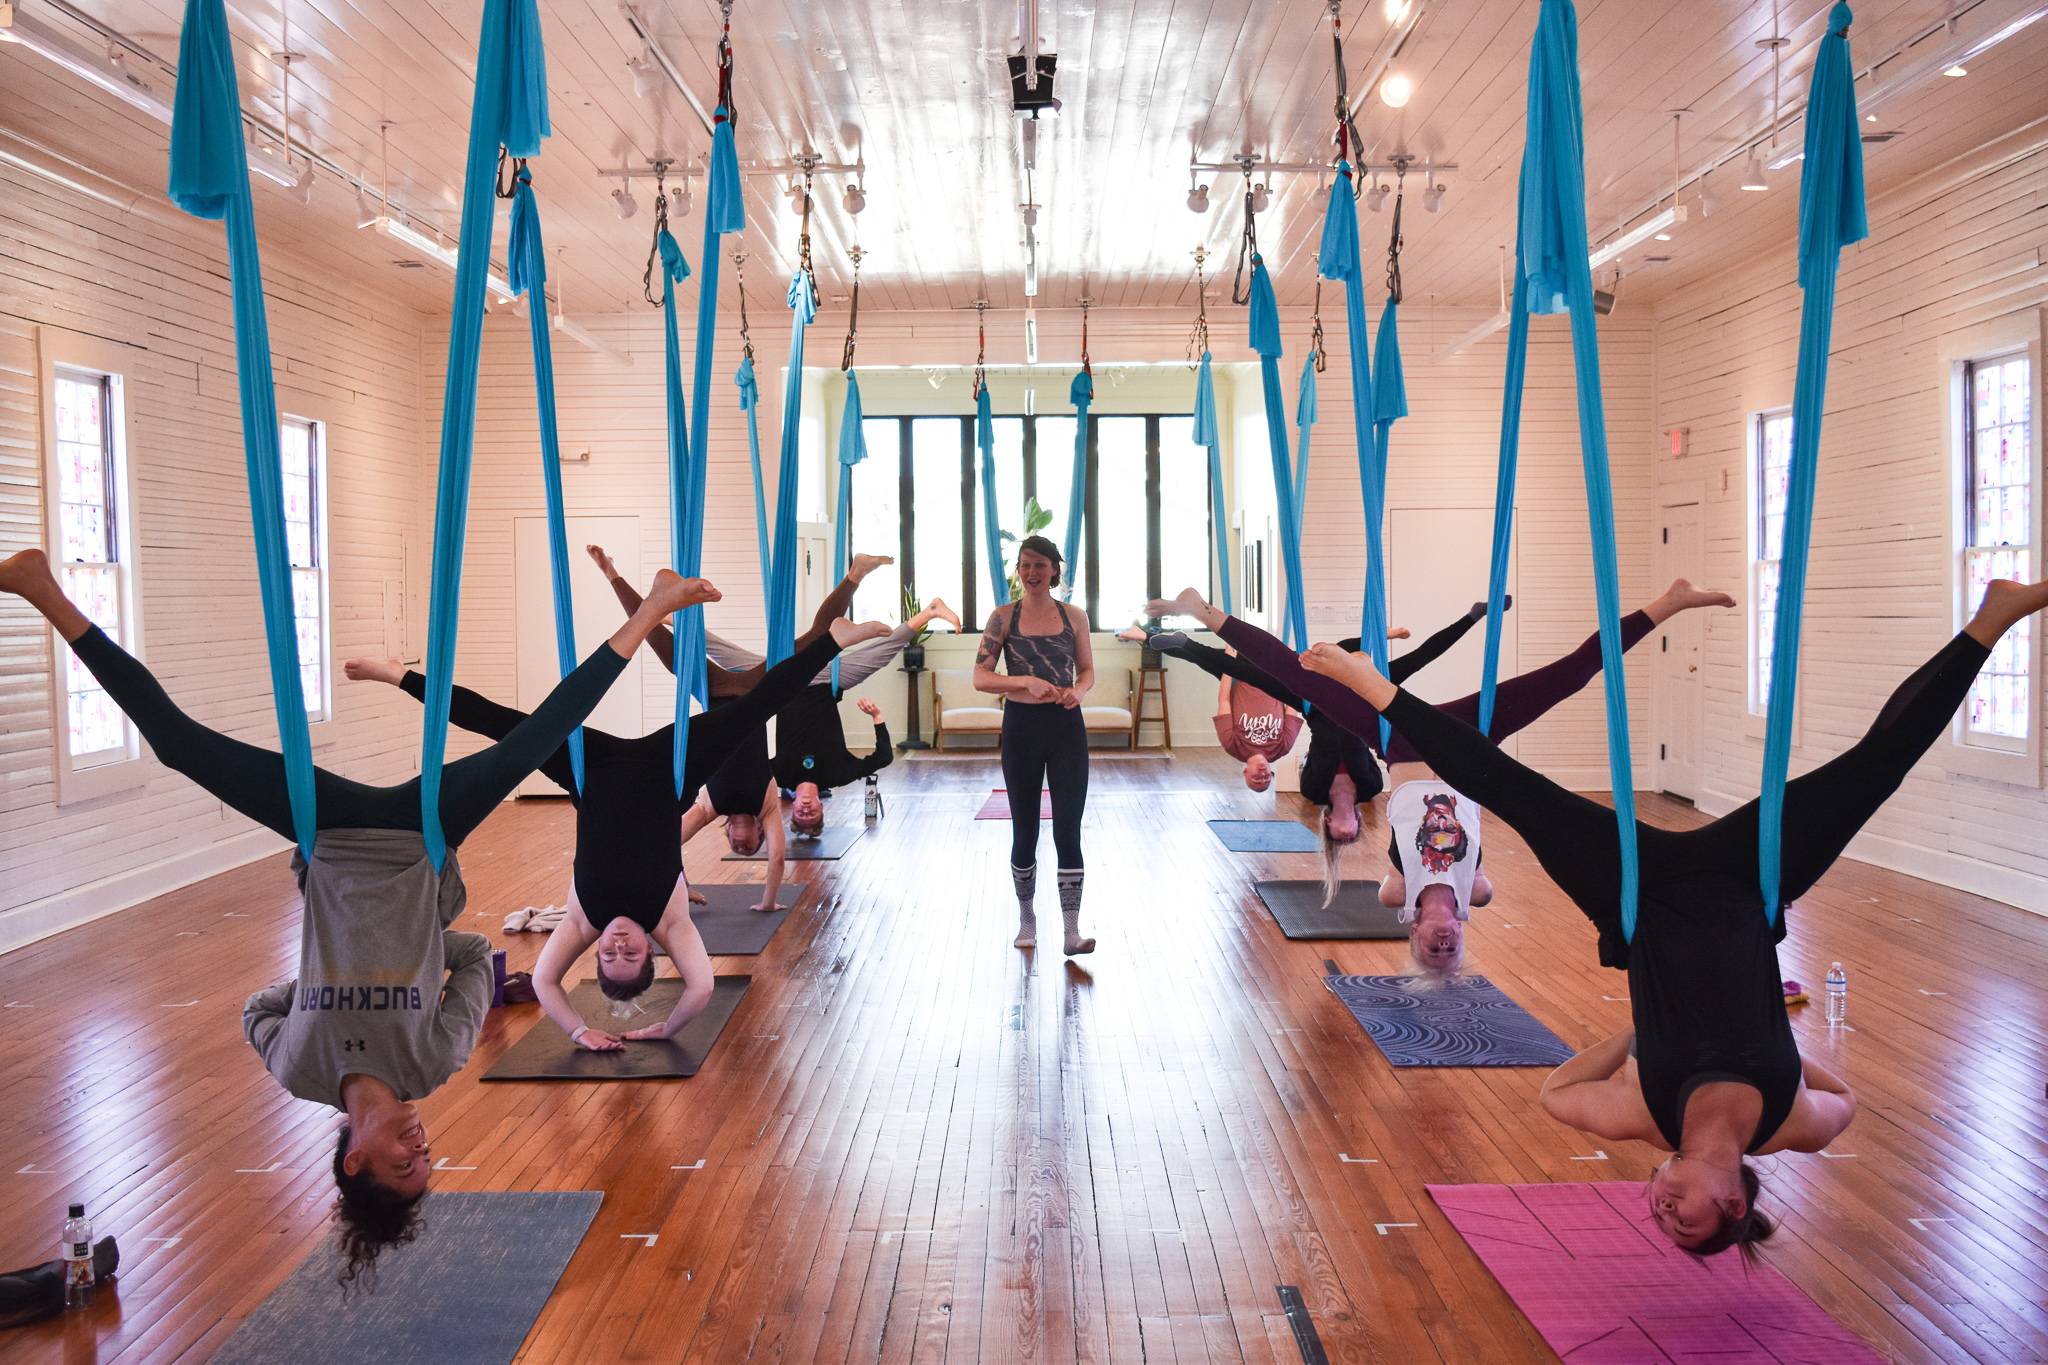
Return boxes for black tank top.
[703,721,771,817]
[1000,600,1077,688]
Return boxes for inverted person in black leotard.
[1298,574,2048,1257]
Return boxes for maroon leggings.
[1217,611,1654,762]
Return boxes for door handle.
[1688,664,1697,673]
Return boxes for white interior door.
[514,516,646,796]
[796,520,831,625]
[1389,507,1519,713]
[1653,500,1706,798]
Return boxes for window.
[1750,409,1793,716]
[280,417,329,721]
[1961,353,2032,747]
[850,413,1210,630]
[54,370,127,762]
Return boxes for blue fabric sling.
[830,373,871,691]
[1063,370,1092,601]
[166,0,318,860]
[1761,3,1868,924]
[1484,0,1640,935]
[1192,353,1233,616]
[653,228,700,793]
[738,354,770,608]
[764,270,817,665]
[1290,355,1317,647]
[1249,255,1310,652]
[506,167,583,794]
[976,386,1009,608]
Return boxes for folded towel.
[505,905,565,933]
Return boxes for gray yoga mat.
[723,825,867,860]
[1324,973,1576,1067]
[1252,879,1405,940]
[1208,819,1321,853]
[482,976,751,1081]
[676,881,806,955]
[210,1190,600,1365]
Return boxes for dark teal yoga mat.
[1208,819,1321,852]
[210,1191,600,1365]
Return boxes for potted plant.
[999,496,1056,602]
[900,583,933,670]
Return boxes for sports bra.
[1000,599,1077,688]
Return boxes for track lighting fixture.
[1187,176,1210,214]
[1379,72,1413,107]
[1422,179,1445,212]
[787,179,809,213]
[671,176,692,216]
[292,157,316,205]
[355,183,378,228]
[612,185,638,218]
[844,180,866,215]
[1365,179,1389,212]
[628,46,661,99]
[1250,182,1270,214]
[1740,149,1768,191]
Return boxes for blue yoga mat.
[1208,819,1321,853]
[1324,973,1575,1068]
[211,1191,600,1365]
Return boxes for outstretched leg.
[348,659,581,799]
[1131,632,1310,712]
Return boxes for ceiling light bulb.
[355,185,379,228]
[672,183,692,216]
[1250,183,1270,214]
[788,181,809,213]
[845,183,867,215]
[1187,183,1210,213]
[1740,149,1769,191]
[629,49,660,99]
[1942,63,1967,77]
[1379,73,1413,108]
[1365,181,1388,212]
[1422,182,1445,212]
[612,186,638,218]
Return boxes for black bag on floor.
[0,1237,118,1330]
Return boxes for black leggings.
[1379,631,1993,941]
[69,624,626,848]
[1002,701,1088,868]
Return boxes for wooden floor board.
[2,753,2045,1363]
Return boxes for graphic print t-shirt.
[1213,679,1303,762]
[1388,781,1482,922]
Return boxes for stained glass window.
[55,371,127,759]
[1962,355,2032,743]
[1753,410,1793,715]
[280,418,327,719]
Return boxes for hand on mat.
[856,697,882,721]
[575,1027,624,1050]
[750,895,779,912]
[688,888,706,905]
[619,1022,674,1042]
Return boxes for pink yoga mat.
[975,788,1054,820]
[1428,1182,1882,1364]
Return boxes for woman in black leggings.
[974,536,1096,955]
[1,547,706,1290]
[1301,575,2048,1257]
[344,614,886,1051]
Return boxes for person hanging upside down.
[1301,575,2048,1257]
[346,612,892,1055]
[0,547,711,1293]
[976,536,1096,955]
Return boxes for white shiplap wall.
[1654,139,2048,914]
[0,163,432,953]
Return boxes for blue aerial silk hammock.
[1480,0,1639,935]
[1371,297,1408,649]
[976,385,1009,608]
[506,165,584,794]
[1290,354,1317,648]
[1248,255,1309,652]
[764,270,818,665]
[1760,3,1867,925]
[1317,165,1389,742]
[405,0,549,868]
[653,228,697,794]
[166,0,319,860]
[1062,370,1092,600]
[738,354,769,609]
[830,373,871,690]
[1192,352,1233,615]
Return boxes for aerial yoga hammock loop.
[166,0,322,859]
[1243,201,1310,655]
[1287,262,1322,648]
[504,156,585,793]
[1061,300,1093,603]
[734,250,770,611]
[1478,0,1640,935]
[1369,172,1410,691]
[1188,248,1233,616]
[1760,2,1868,924]
[764,169,820,665]
[973,303,1009,609]
[830,245,870,690]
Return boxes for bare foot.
[849,552,894,583]
[0,548,89,639]
[344,657,407,686]
[586,544,619,581]
[1146,588,1223,630]
[0,547,55,598]
[1116,626,1148,643]
[830,617,893,648]
[1646,578,1737,624]
[644,570,720,614]
[1388,626,1412,640]
[925,598,962,632]
[1301,642,1395,707]
[1968,578,2048,646]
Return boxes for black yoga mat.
[1324,973,1576,1067]
[723,825,867,860]
[1208,819,1321,853]
[675,881,806,955]
[1252,879,1404,939]
[482,976,751,1081]
[209,1191,600,1365]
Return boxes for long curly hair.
[331,1124,424,1298]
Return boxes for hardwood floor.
[2,750,2045,1363]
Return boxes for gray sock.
[1058,868,1093,954]
[1012,862,1037,946]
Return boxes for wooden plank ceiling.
[4,0,2046,321]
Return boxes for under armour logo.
[341,1039,368,1052]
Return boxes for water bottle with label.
[1824,962,1848,1025]
[62,1203,94,1309]
[863,774,881,821]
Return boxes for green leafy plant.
[1001,496,1056,599]
[901,583,933,647]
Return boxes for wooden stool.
[1133,665,1172,749]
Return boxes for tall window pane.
[851,417,900,621]
[1964,354,2033,742]
[1157,415,1210,608]
[1753,410,1793,714]
[1096,416,1149,630]
[281,418,326,719]
[910,418,965,623]
[55,371,124,758]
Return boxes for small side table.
[898,662,930,751]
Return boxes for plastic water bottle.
[863,774,881,821]
[1824,962,1848,1025]
[62,1203,94,1309]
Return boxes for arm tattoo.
[975,619,1005,671]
